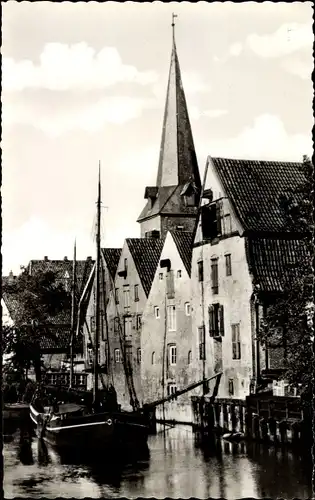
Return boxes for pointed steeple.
[138,18,201,238]
[156,16,200,188]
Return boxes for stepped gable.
[211,157,304,234]
[170,230,194,277]
[126,238,164,297]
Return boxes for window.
[177,270,182,278]
[228,378,234,396]
[169,345,177,365]
[64,271,70,292]
[90,316,95,332]
[198,326,206,360]
[159,273,163,280]
[136,314,142,330]
[224,214,232,235]
[87,347,93,365]
[167,383,177,396]
[151,351,156,365]
[124,258,128,275]
[209,304,224,337]
[134,284,139,302]
[211,258,219,294]
[198,260,204,282]
[115,288,119,304]
[232,324,241,359]
[123,286,130,309]
[166,270,175,299]
[154,306,160,319]
[185,302,191,316]
[114,349,121,363]
[137,348,142,364]
[124,316,132,341]
[225,254,232,276]
[125,345,132,364]
[167,305,176,331]
[201,202,222,240]
[114,317,119,333]
[188,350,192,364]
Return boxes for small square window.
[154,306,160,319]
[185,302,191,316]
[177,270,182,278]
[159,273,163,280]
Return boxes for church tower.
[138,18,201,239]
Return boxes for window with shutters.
[225,254,232,276]
[209,303,224,337]
[123,286,130,310]
[169,344,177,365]
[136,314,142,330]
[166,270,175,298]
[232,323,241,359]
[198,326,206,360]
[211,258,219,294]
[134,284,139,302]
[201,201,222,240]
[124,316,132,341]
[167,305,176,331]
[114,348,121,363]
[198,260,204,282]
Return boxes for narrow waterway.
[3,422,313,499]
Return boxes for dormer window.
[180,182,198,207]
[144,186,158,209]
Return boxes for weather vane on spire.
[172,13,178,40]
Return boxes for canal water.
[3,422,313,498]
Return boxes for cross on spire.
[172,13,178,42]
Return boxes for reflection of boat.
[30,167,149,452]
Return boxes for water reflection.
[4,422,313,499]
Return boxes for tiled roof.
[101,248,122,280]
[39,325,82,353]
[211,157,305,233]
[170,231,193,277]
[126,238,164,297]
[246,237,308,293]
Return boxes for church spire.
[156,16,200,188]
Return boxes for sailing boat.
[30,165,149,451]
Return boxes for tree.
[2,269,71,383]
[258,155,314,397]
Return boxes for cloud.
[3,42,158,92]
[229,42,243,57]
[204,114,312,162]
[3,95,157,136]
[190,106,228,120]
[281,58,313,80]
[247,22,313,58]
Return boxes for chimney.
[44,256,49,261]
[8,270,14,284]
[64,256,68,261]
[87,256,92,261]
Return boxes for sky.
[2,1,313,275]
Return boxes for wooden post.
[239,404,244,434]
[222,403,229,432]
[279,420,287,445]
[259,417,268,442]
[268,416,277,444]
[252,414,260,440]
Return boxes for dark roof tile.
[101,248,122,280]
[126,238,164,296]
[211,157,305,233]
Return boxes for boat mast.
[69,239,77,389]
[93,163,101,406]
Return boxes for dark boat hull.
[30,404,148,451]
